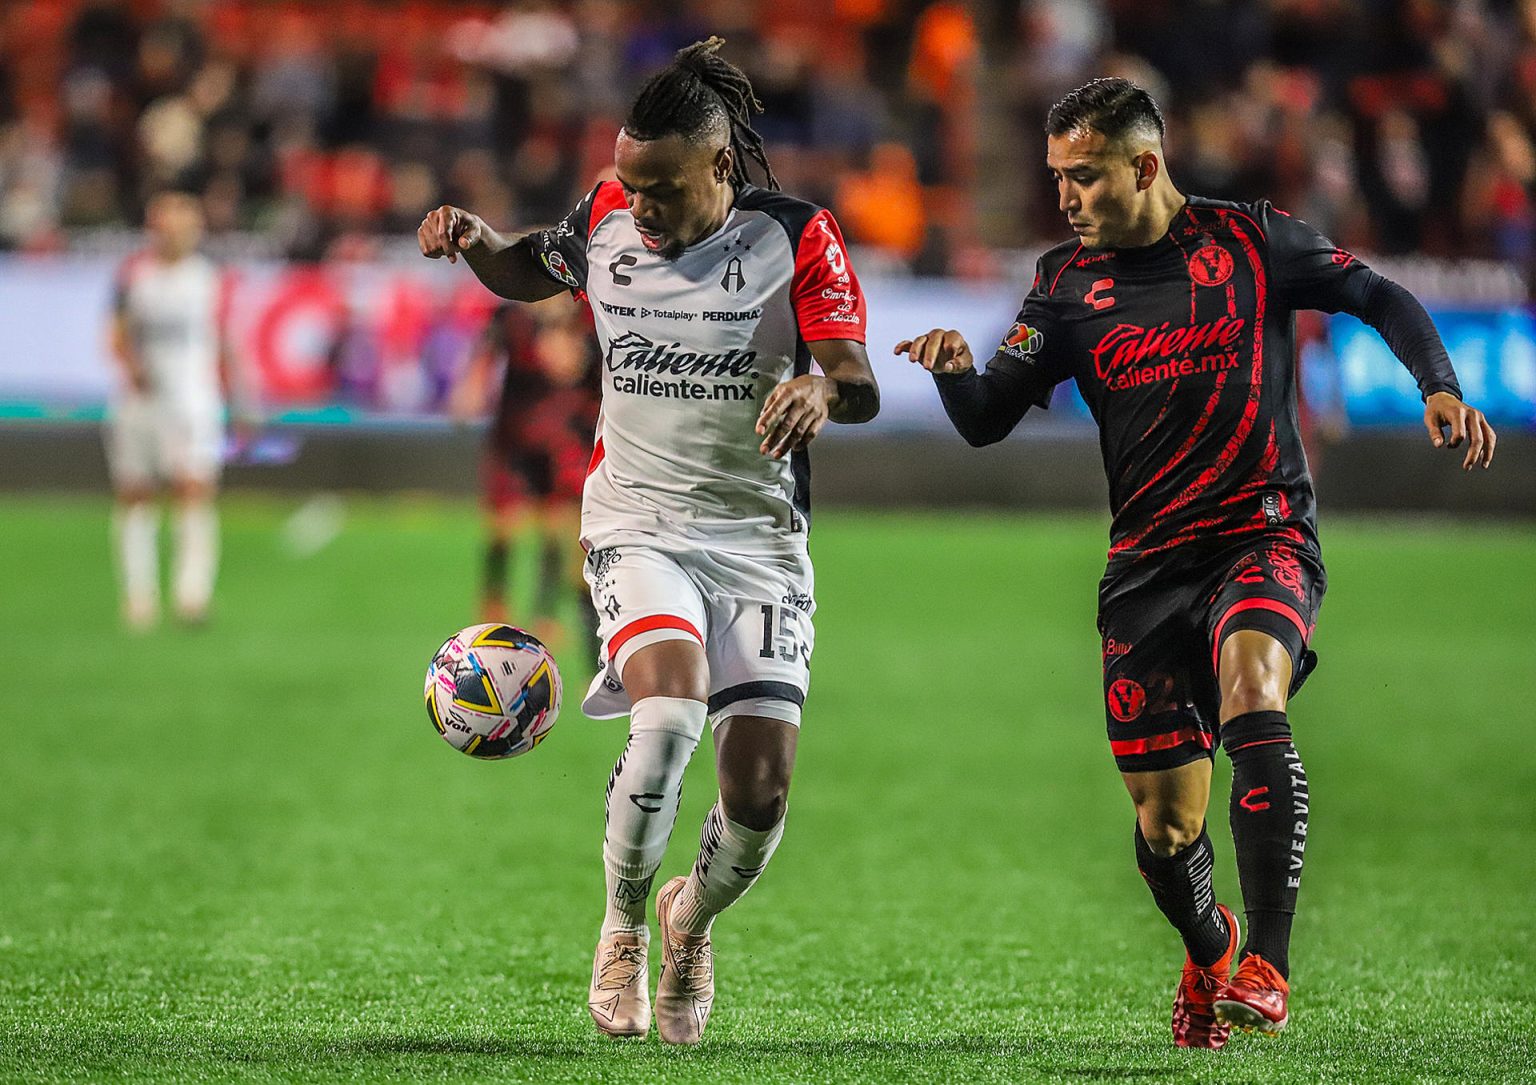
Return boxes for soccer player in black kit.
[896,79,1496,1049]
[452,298,600,639]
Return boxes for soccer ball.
[424,623,562,759]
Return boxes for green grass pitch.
[2,495,1533,1083]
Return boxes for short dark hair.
[1045,78,1165,143]
[624,37,778,190]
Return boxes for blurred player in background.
[899,78,1495,1049]
[451,296,600,648]
[422,39,879,1045]
[106,190,245,630]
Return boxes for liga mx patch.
[1000,321,1043,359]
[541,249,579,289]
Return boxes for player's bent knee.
[1220,668,1289,718]
[1126,760,1211,856]
[171,473,216,502]
[1135,807,1206,855]
[116,486,156,506]
[719,778,788,832]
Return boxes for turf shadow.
[317,1035,591,1059]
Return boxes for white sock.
[114,503,159,625]
[173,502,218,617]
[671,802,785,936]
[601,696,707,937]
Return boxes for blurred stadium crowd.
[1,0,1534,278]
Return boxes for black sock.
[534,536,564,618]
[484,539,509,602]
[1224,710,1308,980]
[1134,823,1231,967]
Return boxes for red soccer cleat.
[1215,953,1290,1035]
[1172,904,1240,1049]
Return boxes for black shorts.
[1099,539,1325,774]
[482,445,584,511]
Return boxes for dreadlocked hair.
[624,37,778,190]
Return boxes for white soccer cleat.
[654,875,714,1045]
[588,931,650,1038]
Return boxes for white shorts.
[582,542,815,727]
[106,395,223,488]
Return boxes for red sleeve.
[791,209,866,343]
[587,180,627,236]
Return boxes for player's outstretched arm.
[755,339,879,459]
[418,205,564,303]
[1349,276,1496,470]
[1346,275,1494,470]
[1424,390,1496,470]
[895,329,1035,447]
[1268,208,1495,470]
[895,328,974,375]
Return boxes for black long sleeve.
[1354,272,1461,401]
[932,354,1045,447]
[1266,204,1461,402]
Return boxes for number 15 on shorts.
[759,604,810,663]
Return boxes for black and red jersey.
[938,197,1460,586]
[483,303,600,472]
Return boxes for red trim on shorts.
[1211,597,1309,673]
[607,614,703,661]
[1110,726,1213,758]
[586,435,605,477]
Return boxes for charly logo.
[1090,316,1246,380]
[1238,786,1272,812]
[610,253,637,285]
[1189,243,1234,287]
[604,331,757,378]
[1084,277,1116,310]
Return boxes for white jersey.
[531,182,867,556]
[113,250,225,413]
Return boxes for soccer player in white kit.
[106,191,237,629]
[419,39,880,1044]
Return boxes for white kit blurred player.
[420,41,879,1043]
[106,191,245,629]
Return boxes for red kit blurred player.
[452,295,600,647]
